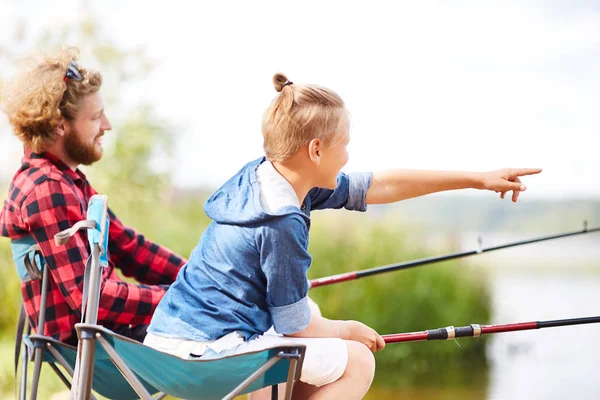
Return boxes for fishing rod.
[382,315,600,344]
[310,222,600,289]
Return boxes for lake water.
[487,271,600,399]
[367,232,600,400]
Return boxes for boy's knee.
[345,341,376,386]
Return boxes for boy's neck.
[271,157,316,206]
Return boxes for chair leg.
[73,337,97,400]
[72,244,103,400]
[96,334,154,400]
[271,384,279,400]
[47,345,98,400]
[18,340,29,400]
[30,263,50,400]
[283,350,301,400]
[29,343,45,400]
[223,356,282,400]
[46,345,74,377]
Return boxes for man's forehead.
[80,91,104,114]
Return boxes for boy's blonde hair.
[262,73,347,162]
[2,47,102,153]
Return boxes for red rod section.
[381,322,539,343]
[310,272,358,288]
[383,331,429,344]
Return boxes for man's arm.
[106,208,186,285]
[22,179,168,326]
[366,168,542,204]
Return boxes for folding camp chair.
[11,218,160,399]
[11,225,71,400]
[56,194,306,400]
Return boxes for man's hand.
[479,168,542,202]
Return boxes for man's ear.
[56,119,68,138]
[308,138,321,165]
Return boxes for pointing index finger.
[513,168,542,177]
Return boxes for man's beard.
[64,128,103,166]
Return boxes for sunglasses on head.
[64,60,83,83]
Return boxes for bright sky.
[1,0,599,198]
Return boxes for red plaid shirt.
[1,150,186,343]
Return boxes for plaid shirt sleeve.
[22,179,181,326]
[106,208,185,285]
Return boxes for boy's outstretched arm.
[366,168,542,204]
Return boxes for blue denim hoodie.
[148,157,372,341]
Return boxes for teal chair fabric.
[25,334,159,400]
[10,235,44,281]
[91,326,304,400]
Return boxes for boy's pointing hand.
[479,168,543,202]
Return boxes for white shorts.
[205,333,348,387]
[145,330,348,387]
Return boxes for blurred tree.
[0,13,176,208]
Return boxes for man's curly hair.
[2,46,103,152]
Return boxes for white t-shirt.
[256,160,300,213]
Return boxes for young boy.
[145,73,541,399]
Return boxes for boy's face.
[63,91,112,166]
[316,117,350,190]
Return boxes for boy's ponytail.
[273,73,292,93]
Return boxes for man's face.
[64,91,112,166]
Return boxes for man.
[0,47,185,345]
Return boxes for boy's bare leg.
[291,382,319,399]
[301,341,375,400]
[248,297,323,400]
[253,340,375,400]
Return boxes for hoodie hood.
[204,157,307,225]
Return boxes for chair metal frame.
[15,260,101,400]
[16,250,80,400]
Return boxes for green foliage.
[308,212,490,387]
[90,104,176,215]
[0,241,20,333]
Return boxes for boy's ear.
[308,138,321,165]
